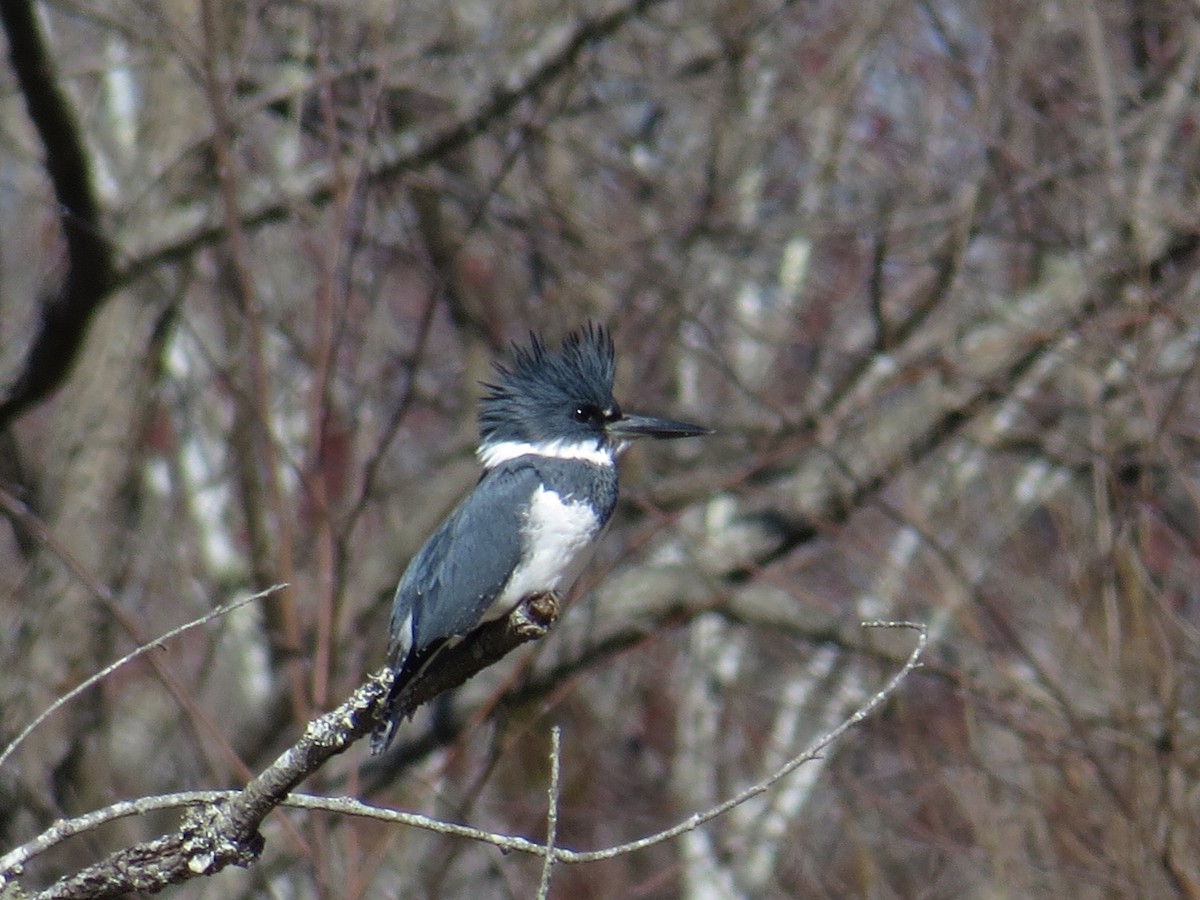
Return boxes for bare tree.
[2,0,1199,896]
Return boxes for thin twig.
[0,487,273,781]
[0,586,284,770]
[543,620,927,863]
[311,619,924,867]
[536,726,562,900]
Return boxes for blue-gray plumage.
[372,324,709,753]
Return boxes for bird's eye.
[573,404,601,424]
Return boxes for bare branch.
[0,587,284,771]
[13,595,559,899]
[3,620,923,894]
[548,620,927,864]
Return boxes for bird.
[371,323,710,753]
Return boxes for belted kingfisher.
[371,324,709,753]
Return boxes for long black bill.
[608,413,712,440]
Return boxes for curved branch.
[0,0,115,427]
[2,621,925,889]
[12,594,558,899]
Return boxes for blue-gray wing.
[386,462,537,670]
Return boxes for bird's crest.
[478,323,616,445]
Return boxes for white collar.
[477,438,616,469]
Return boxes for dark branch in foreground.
[13,596,559,900]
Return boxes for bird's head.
[477,324,709,466]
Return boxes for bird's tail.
[370,668,410,755]
[369,638,447,754]
[370,712,400,755]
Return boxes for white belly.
[489,485,601,618]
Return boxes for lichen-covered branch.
[21,596,558,900]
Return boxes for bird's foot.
[512,591,560,638]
